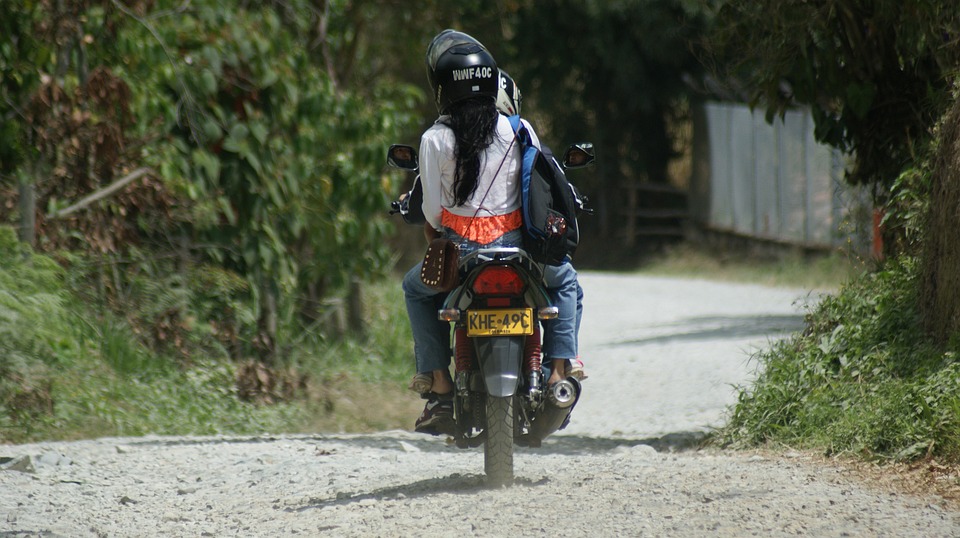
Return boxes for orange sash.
[441,208,522,244]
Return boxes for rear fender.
[442,249,552,312]
[474,336,524,397]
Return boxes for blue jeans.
[403,228,581,374]
[542,262,582,361]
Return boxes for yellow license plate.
[466,308,534,337]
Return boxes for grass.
[0,228,421,444]
[274,278,423,434]
[715,255,960,463]
[634,243,960,465]
[288,279,416,385]
[637,243,866,290]
[9,231,953,461]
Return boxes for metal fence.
[692,102,872,253]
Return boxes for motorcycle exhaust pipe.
[547,379,577,409]
[523,378,581,445]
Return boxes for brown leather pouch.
[420,238,459,292]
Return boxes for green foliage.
[49,358,306,440]
[884,161,932,255]
[0,0,426,363]
[505,0,708,240]
[45,242,255,366]
[0,1,439,442]
[0,221,417,443]
[0,1,42,175]
[640,244,862,290]
[135,1,420,358]
[706,0,960,192]
[0,223,265,442]
[0,227,72,367]
[284,279,414,383]
[0,225,80,438]
[719,256,960,461]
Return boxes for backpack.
[508,115,581,266]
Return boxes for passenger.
[403,30,580,435]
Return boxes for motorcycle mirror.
[388,144,419,171]
[562,143,595,169]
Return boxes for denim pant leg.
[541,262,581,361]
[402,228,524,375]
[402,263,451,374]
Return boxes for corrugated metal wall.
[693,102,871,252]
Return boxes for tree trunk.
[18,174,35,248]
[256,279,279,364]
[347,277,364,336]
[299,277,326,325]
[920,97,960,345]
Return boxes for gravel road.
[2,272,958,537]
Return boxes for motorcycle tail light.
[472,266,524,296]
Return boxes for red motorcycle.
[388,141,594,485]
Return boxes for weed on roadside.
[718,256,960,463]
[639,243,863,290]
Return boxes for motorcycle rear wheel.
[483,395,514,486]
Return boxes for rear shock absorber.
[454,326,474,397]
[454,326,474,373]
[524,323,543,400]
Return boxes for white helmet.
[496,70,522,116]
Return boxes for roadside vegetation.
[703,1,960,465]
[643,238,960,463]
[717,104,960,463]
[718,254,960,462]
[4,0,960,474]
[0,224,419,443]
[640,244,863,291]
[0,1,711,445]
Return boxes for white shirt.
[419,114,541,231]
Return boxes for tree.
[1,0,423,362]
[0,1,154,249]
[921,91,960,345]
[139,1,421,360]
[705,0,960,198]
[705,0,960,344]
[502,0,708,251]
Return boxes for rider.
[496,70,586,382]
[403,30,580,434]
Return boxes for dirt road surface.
[2,272,958,537]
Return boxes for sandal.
[407,372,433,394]
[568,358,588,381]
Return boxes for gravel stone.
[1,273,957,536]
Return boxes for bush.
[0,227,74,438]
[719,256,960,461]
[0,223,416,443]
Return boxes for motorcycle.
[388,140,595,486]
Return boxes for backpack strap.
[507,114,521,133]
[507,114,532,147]
[507,115,539,238]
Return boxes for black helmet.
[426,30,498,114]
[496,70,522,116]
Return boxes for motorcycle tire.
[483,395,514,486]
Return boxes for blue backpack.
[508,115,581,266]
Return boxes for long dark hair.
[441,97,500,206]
